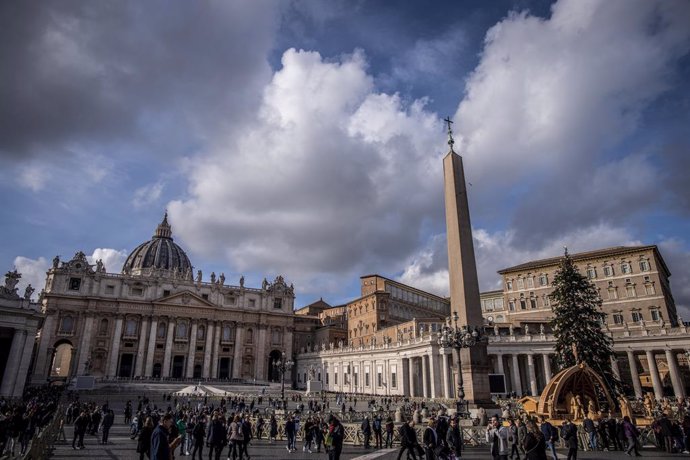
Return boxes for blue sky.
[2,0,690,318]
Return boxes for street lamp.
[272,351,294,404]
[437,311,485,415]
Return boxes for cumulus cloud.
[169,48,446,294]
[87,248,129,274]
[657,238,690,320]
[13,256,50,300]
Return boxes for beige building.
[31,214,298,384]
[482,245,678,333]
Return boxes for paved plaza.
[41,383,688,460]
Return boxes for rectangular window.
[626,285,636,298]
[631,311,643,322]
[640,260,650,272]
[249,298,256,307]
[131,287,143,296]
[587,268,597,279]
[509,300,515,311]
[645,284,655,295]
[520,298,526,310]
[69,278,81,291]
[650,310,661,321]
[539,275,548,286]
[495,299,504,310]
[224,295,236,305]
[607,288,618,300]
[274,298,283,309]
[105,285,115,294]
[162,289,170,297]
[335,370,338,385]
[530,296,537,309]
[377,371,382,387]
[506,280,513,291]
[202,294,209,300]
[517,278,524,290]
[365,370,370,387]
[622,263,631,274]
[527,277,534,288]
[604,266,613,277]
[326,372,329,384]
[613,313,624,325]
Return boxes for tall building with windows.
[483,245,678,332]
[31,214,297,384]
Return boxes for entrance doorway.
[172,356,185,378]
[268,350,282,382]
[219,358,230,379]
[193,364,202,379]
[153,363,162,378]
[51,341,73,378]
[118,354,134,378]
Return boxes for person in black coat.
[561,420,578,460]
[397,419,422,460]
[423,418,440,460]
[206,415,227,460]
[137,417,154,460]
[446,416,463,458]
[72,411,89,449]
[191,418,206,460]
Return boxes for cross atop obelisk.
[442,117,491,404]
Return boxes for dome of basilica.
[122,213,193,276]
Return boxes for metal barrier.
[21,403,66,460]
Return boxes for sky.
[2,0,690,318]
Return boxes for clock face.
[487,316,494,323]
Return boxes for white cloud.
[169,48,446,285]
[87,248,129,274]
[13,256,50,300]
[132,181,165,209]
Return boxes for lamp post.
[437,311,485,415]
[272,351,294,404]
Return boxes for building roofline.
[359,273,448,302]
[497,245,668,275]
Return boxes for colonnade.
[490,352,553,397]
[0,327,36,397]
[33,312,291,382]
[623,348,687,399]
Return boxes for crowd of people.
[0,385,62,457]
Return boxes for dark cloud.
[0,1,278,161]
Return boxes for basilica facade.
[31,215,297,384]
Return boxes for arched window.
[157,322,166,339]
[60,316,74,334]
[222,325,232,341]
[99,318,109,335]
[197,325,205,341]
[176,322,188,338]
[245,328,253,344]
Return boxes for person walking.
[137,417,154,460]
[582,415,597,451]
[191,417,205,460]
[385,416,395,448]
[622,415,641,457]
[151,414,173,460]
[285,415,296,453]
[269,415,278,444]
[226,415,244,460]
[303,417,314,453]
[397,419,422,460]
[508,419,520,460]
[373,415,383,449]
[102,409,115,444]
[539,417,558,460]
[522,421,547,460]
[447,416,463,458]
[326,415,344,460]
[361,416,372,449]
[241,416,252,460]
[72,410,89,450]
[487,416,511,460]
[561,420,578,460]
[423,418,440,460]
[207,415,227,460]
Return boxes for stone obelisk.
[442,118,491,404]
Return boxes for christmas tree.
[549,248,620,395]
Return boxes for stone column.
[162,320,175,378]
[232,325,244,379]
[429,352,440,398]
[69,346,79,380]
[12,331,36,398]
[211,322,221,378]
[203,322,214,378]
[134,317,149,377]
[0,329,26,397]
[256,326,267,380]
[441,351,452,398]
[511,355,523,396]
[33,314,56,383]
[610,355,621,380]
[527,354,538,396]
[77,315,94,375]
[186,321,198,378]
[495,353,505,375]
[542,354,552,382]
[408,358,416,397]
[627,350,643,398]
[645,350,663,400]
[107,317,124,378]
[665,349,685,398]
[144,317,158,377]
[402,358,410,397]
[421,355,429,398]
